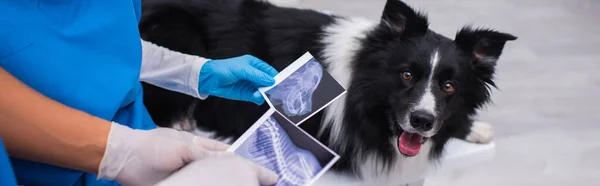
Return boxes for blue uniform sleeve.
[0,139,18,186]
[0,23,33,65]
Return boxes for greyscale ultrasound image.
[234,112,336,186]
[266,58,323,117]
[265,57,346,125]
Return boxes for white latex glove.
[155,152,279,186]
[97,122,230,186]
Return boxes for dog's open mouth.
[398,132,428,157]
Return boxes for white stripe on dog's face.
[413,50,440,117]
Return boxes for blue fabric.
[0,0,155,185]
[0,139,18,186]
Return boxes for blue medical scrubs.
[0,139,17,186]
[0,0,156,185]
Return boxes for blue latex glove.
[198,55,278,105]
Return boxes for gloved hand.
[155,152,279,186]
[198,55,278,105]
[97,122,230,186]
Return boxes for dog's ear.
[380,0,429,37]
[455,26,517,86]
[455,26,517,64]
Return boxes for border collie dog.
[139,0,517,182]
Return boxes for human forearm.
[0,68,110,174]
[139,40,278,105]
[139,39,209,99]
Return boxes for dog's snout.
[410,110,435,131]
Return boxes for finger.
[232,67,275,87]
[252,163,279,185]
[183,145,211,164]
[184,145,235,163]
[248,57,279,77]
[192,136,230,151]
[216,82,265,106]
[252,91,265,106]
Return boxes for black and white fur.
[138,0,517,182]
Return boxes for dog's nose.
[410,110,435,131]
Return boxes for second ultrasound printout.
[227,109,339,186]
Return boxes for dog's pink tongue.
[398,132,423,156]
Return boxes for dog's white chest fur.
[312,141,433,186]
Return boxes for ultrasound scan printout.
[227,109,339,186]
[259,52,346,125]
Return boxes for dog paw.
[172,118,198,132]
[266,0,300,7]
[465,121,494,144]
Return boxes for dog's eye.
[443,81,455,93]
[402,71,412,81]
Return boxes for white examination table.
[312,138,496,186]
